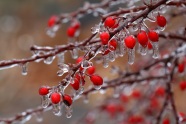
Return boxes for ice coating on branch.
[57,64,69,76]
[44,56,55,65]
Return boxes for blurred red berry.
[155,86,165,97]
[147,42,153,50]
[179,81,186,91]
[178,62,185,73]
[162,118,170,124]
[76,56,83,64]
[48,15,57,27]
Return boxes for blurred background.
[0,0,186,124]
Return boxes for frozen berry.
[51,92,61,104]
[137,31,148,47]
[148,31,159,42]
[39,86,49,96]
[124,35,136,49]
[156,15,167,27]
[90,74,103,86]
[100,32,110,45]
[104,17,116,28]
[63,94,73,106]
[87,66,96,75]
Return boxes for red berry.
[124,35,136,49]
[162,118,170,124]
[87,66,96,75]
[71,78,80,91]
[63,94,73,106]
[104,17,116,28]
[50,92,61,104]
[128,115,144,123]
[76,56,83,64]
[137,31,148,47]
[148,31,159,42]
[75,73,81,81]
[156,15,167,27]
[39,86,49,96]
[178,62,185,73]
[106,103,117,117]
[147,42,153,50]
[100,32,110,45]
[155,86,165,97]
[150,97,159,108]
[90,74,103,86]
[67,27,76,37]
[48,15,57,27]
[179,81,186,91]
[108,39,117,51]
[131,90,141,99]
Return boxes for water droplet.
[127,48,135,65]
[94,85,102,90]
[21,63,28,75]
[152,42,159,59]
[44,56,55,64]
[41,95,49,108]
[70,49,78,59]
[65,106,72,118]
[103,55,109,68]
[52,103,62,116]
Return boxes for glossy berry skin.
[156,15,167,27]
[87,66,95,75]
[104,17,116,28]
[108,39,117,51]
[67,27,76,37]
[90,74,103,86]
[179,81,186,91]
[148,31,159,42]
[162,118,170,124]
[100,32,110,45]
[178,63,185,73]
[124,35,136,49]
[71,79,80,90]
[63,94,73,106]
[48,16,57,27]
[39,86,49,96]
[50,92,61,104]
[137,31,148,47]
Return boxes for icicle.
[83,95,89,104]
[103,55,109,68]
[41,95,49,108]
[152,42,159,59]
[65,106,72,118]
[57,64,69,76]
[118,41,126,57]
[44,56,55,64]
[109,51,115,62]
[138,44,147,56]
[35,112,43,122]
[57,53,65,65]
[127,48,135,65]
[113,86,120,98]
[52,103,62,116]
[70,49,78,59]
[21,63,28,76]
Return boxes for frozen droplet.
[65,106,72,118]
[152,42,159,59]
[46,29,55,38]
[83,95,89,104]
[109,51,115,62]
[41,95,49,108]
[57,53,65,65]
[70,49,78,59]
[99,89,105,94]
[127,48,135,65]
[57,64,69,76]
[94,85,101,90]
[138,44,147,56]
[103,55,109,68]
[113,87,120,98]
[156,26,166,32]
[44,56,55,64]
[52,103,62,116]
[21,63,28,75]
[91,24,100,34]
[35,112,43,122]
[81,60,92,69]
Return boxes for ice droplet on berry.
[41,95,49,108]
[152,42,159,59]
[52,103,62,116]
[127,48,135,65]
